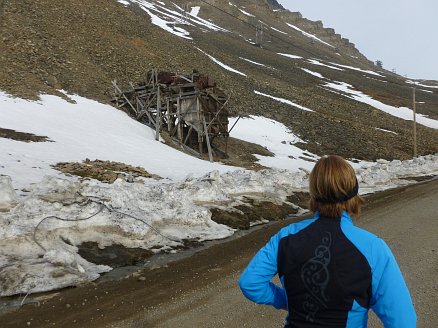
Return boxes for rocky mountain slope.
[1,0,437,160]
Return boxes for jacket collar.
[315,210,353,224]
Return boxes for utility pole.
[413,87,417,157]
[256,21,263,47]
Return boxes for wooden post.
[413,87,417,158]
[156,86,161,141]
[197,97,203,154]
[203,116,213,162]
[167,98,171,132]
[177,96,183,142]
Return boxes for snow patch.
[190,6,200,17]
[254,91,314,113]
[239,57,266,67]
[308,59,344,71]
[375,128,398,135]
[300,68,324,79]
[328,62,385,77]
[278,53,303,60]
[271,27,288,35]
[406,80,438,89]
[286,23,335,48]
[115,0,227,40]
[324,82,438,129]
[196,48,247,76]
[229,116,318,171]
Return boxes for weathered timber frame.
[112,69,231,162]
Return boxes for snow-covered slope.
[0,91,235,190]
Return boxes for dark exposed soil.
[210,198,299,230]
[211,136,274,170]
[286,191,311,209]
[53,159,161,183]
[160,131,274,170]
[78,242,154,267]
[78,196,306,266]
[0,127,51,142]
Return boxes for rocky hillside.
[0,0,437,160]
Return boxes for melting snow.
[238,8,254,17]
[116,0,226,40]
[308,59,344,71]
[239,57,266,67]
[406,80,438,89]
[375,128,398,135]
[271,27,288,35]
[324,82,438,129]
[328,62,385,77]
[228,2,254,17]
[278,53,303,60]
[286,23,335,48]
[190,6,200,17]
[300,68,324,78]
[229,116,317,171]
[254,91,314,112]
[196,47,247,76]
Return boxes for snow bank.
[357,155,438,194]
[1,154,437,296]
[0,168,307,296]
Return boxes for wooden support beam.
[228,115,241,134]
[183,126,194,145]
[206,95,231,130]
[156,86,161,141]
[167,98,171,132]
[112,80,138,116]
[197,97,203,154]
[202,115,214,162]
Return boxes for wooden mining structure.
[112,69,234,162]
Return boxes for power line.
[197,0,321,58]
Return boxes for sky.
[278,0,438,80]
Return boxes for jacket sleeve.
[238,230,287,310]
[370,238,417,327]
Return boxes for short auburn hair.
[309,155,363,218]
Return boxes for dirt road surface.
[2,179,437,327]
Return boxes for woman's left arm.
[238,231,287,310]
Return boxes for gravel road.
[2,179,437,327]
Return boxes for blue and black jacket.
[238,211,416,327]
